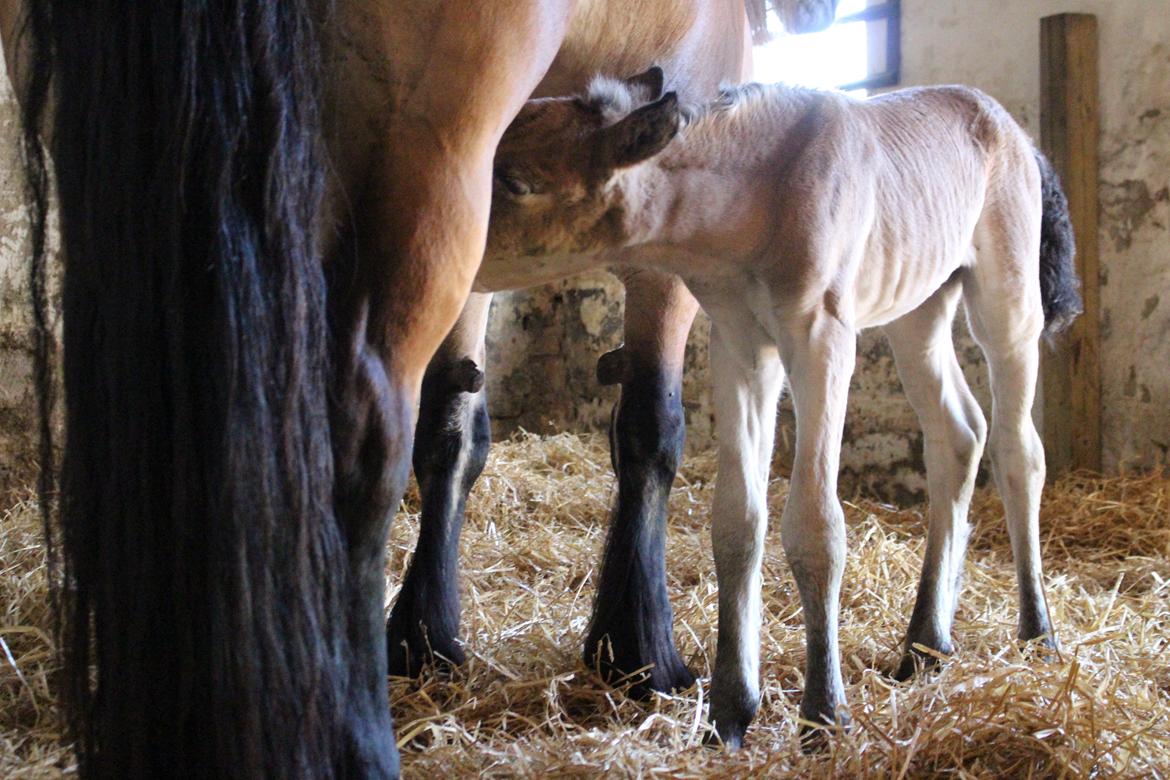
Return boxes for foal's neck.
[617,84,828,256]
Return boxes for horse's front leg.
[704,320,785,748]
[329,289,415,778]
[387,293,493,676]
[585,269,700,694]
[778,310,856,733]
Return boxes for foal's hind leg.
[387,293,492,677]
[705,322,785,748]
[585,269,699,695]
[965,236,1056,648]
[884,279,987,680]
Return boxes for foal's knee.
[711,499,767,570]
[781,496,847,580]
[939,415,985,479]
[957,409,988,465]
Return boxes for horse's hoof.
[626,664,697,700]
[386,621,466,679]
[798,723,831,753]
[583,634,696,697]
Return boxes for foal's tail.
[23,2,347,777]
[1033,149,1083,337]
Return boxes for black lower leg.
[584,357,693,694]
[331,346,411,779]
[1018,572,1057,650]
[894,570,957,681]
[386,358,489,676]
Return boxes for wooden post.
[1039,13,1101,474]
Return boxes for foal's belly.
[850,204,982,329]
[850,246,971,330]
[473,251,606,292]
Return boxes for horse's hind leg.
[705,316,785,748]
[387,293,492,677]
[965,216,1056,648]
[884,278,987,680]
[585,269,698,695]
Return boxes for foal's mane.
[585,77,815,139]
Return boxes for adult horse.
[3,0,836,777]
[388,0,840,697]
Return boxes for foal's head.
[487,67,682,259]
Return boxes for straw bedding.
[2,432,1168,777]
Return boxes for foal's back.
[771,84,1039,328]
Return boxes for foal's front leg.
[779,311,856,730]
[387,293,493,676]
[706,325,785,748]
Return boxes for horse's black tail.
[1034,149,1083,337]
[23,2,348,777]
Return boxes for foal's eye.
[495,170,534,198]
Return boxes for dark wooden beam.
[1040,12,1101,474]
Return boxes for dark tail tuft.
[1034,149,1083,337]
[23,1,347,777]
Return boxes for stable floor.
[2,433,1168,777]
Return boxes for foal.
[483,76,1081,746]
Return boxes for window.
[752,0,901,96]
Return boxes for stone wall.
[483,0,1170,498]
[0,67,37,493]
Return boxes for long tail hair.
[22,2,348,776]
[1033,149,1083,337]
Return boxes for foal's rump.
[857,85,1078,337]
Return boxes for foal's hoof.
[703,718,749,751]
[706,689,759,751]
[892,641,953,682]
[797,705,851,753]
[1018,632,1061,662]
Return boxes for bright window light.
[751,0,886,96]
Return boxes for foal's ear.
[624,65,665,101]
[602,92,681,169]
